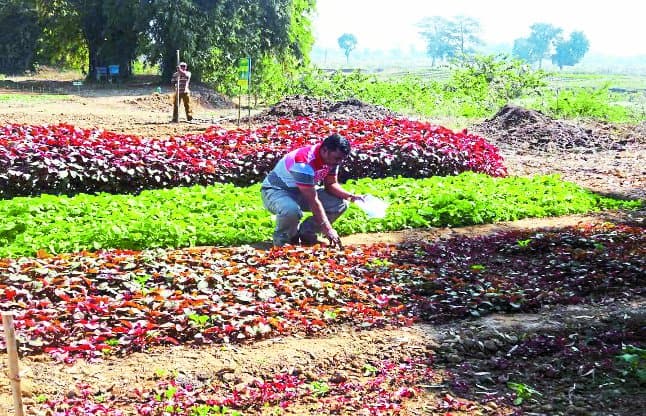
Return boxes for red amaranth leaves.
[1,118,507,198]
[0,244,412,362]
[395,224,644,322]
[41,358,441,415]
[0,223,642,363]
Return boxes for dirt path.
[0,78,644,415]
[4,296,642,415]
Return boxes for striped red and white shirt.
[262,143,339,189]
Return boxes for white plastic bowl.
[354,195,389,219]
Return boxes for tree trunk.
[86,44,99,82]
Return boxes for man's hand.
[349,194,365,203]
[324,228,343,249]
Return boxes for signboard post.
[237,57,251,127]
[237,57,250,88]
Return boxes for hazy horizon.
[312,0,646,58]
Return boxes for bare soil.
[0,75,644,415]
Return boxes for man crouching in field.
[260,133,363,248]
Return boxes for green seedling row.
[0,172,640,258]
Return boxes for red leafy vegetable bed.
[0,223,643,415]
[0,118,507,198]
[1,223,641,364]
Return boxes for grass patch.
[0,93,75,103]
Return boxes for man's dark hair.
[322,133,351,155]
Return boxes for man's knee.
[277,209,302,223]
[269,195,302,218]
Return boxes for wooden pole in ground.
[2,314,24,416]
[238,93,241,127]
[175,49,180,123]
[247,57,251,132]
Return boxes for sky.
[311,0,646,57]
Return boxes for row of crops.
[0,118,640,257]
[0,117,643,415]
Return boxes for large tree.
[337,33,357,63]
[552,31,590,70]
[36,0,142,80]
[452,15,483,58]
[417,16,453,66]
[14,0,315,90]
[513,23,562,68]
[0,0,41,73]
[417,15,482,65]
[286,0,316,66]
[140,0,211,82]
[141,0,314,86]
[36,0,87,70]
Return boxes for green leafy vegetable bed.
[0,173,639,258]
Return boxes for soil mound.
[125,85,236,111]
[124,93,173,110]
[247,95,400,124]
[191,84,237,109]
[473,104,633,152]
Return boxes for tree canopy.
[551,31,590,70]
[512,23,590,69]
[3,0,316,89]
[0,0,41,73]
[337,33,358,63]
[512,23,563,68]
[417,15,482,65]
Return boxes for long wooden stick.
[176,49,180,122]
[2,314,24,416]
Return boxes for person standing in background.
[171,62,192,122]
